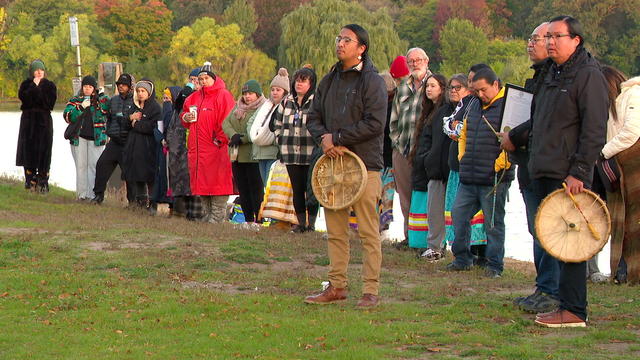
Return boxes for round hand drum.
[535,189,611,263]
[311,150,368,210]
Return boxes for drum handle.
[562,183,600,241]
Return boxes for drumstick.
[482,115,500,139]
[562,183,600,241]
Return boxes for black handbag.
[64,108,91,140]
[595,156,621,193]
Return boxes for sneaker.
[520,292,560,314]
[589,272,608,283]
[534,309,587,328]
[445,262,471,272]
[484,268,502,278]
[513,289,541,307]
[419,248,445,262]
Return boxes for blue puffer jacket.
[459,94,514,186]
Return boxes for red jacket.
[181,78,235,195]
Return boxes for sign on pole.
[69,16,79,47]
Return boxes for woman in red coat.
[181,62,236,223]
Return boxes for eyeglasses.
[544,33,572,41]
[528,36,544,43]
[407,58,425,65]
[448,85,464,92]
[335,36,357,45]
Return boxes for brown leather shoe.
[534,309,586,328]
[304,284,347,305]
[356,293,379,308]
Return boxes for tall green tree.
[165,0,228,30]
[252,0,311,59]
[167,17,275,96]
[487,39,531,85]
[439,18,488,76]
[6,0,90,35]
[396,1,437,64]
[279,0,407,76]
[222,0,258,40]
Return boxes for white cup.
[189,105,198,122]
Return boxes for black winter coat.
[421,102,454,181]
[528,47,608,186]
[507,60,550,189]
[307,57,387,171]
[106,92,135,145]
[122,97,161,183]
[459,96,515,186]
[16,78,57,170]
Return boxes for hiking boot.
[513,289,541,307]
[445,262,471,272]
[290,224,306,234]
[420,248,445,262]
[534,309,586,328]
[394,239,410,251]
[304,284,347,305]
[356,293,379,308]
[520,292,560,314]
[91,193,104,205]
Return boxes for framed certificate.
[499,83,533,132]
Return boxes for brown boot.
[304,284,347,305]
[356,293,379,308]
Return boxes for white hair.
[406,47,429,61]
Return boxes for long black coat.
[16,78,57,170]
[122,97,161,183]
[166,85,194,197]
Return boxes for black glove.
[229,134,243,147]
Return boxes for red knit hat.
[389,55,410,79]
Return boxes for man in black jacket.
[527,16,608,328]
[446,68,514,278]
[501,22,563,314]
[305,24,387,308]
[92,74,135,204]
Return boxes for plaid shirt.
[389,74,429,156]
[273,94,316,165]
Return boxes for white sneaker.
[419,248,444,262]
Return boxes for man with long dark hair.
[306,24,387,308]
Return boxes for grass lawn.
[0,177,638,359]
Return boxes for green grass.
[0,177,639,359]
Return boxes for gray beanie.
[135,80,154,96]
[270,68,290,93]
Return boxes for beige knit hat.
[270,68,290,93]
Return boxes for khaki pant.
[392,149,412,237]
[325,171,382,295]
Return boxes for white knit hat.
[270,68,290,93]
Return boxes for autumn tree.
[100,0,173,62]
[439,18,488,76]
[433,0,490,42]
[279,0,407,76]
[167,17,276,96]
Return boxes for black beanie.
[198,61,216,79]
[82,75,98,89]
[116,73,133,87]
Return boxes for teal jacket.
[63,93,110,146]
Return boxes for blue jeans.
[527,179,561,297]
[258,159,277,185]
[451,182,510,273]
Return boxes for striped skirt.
[444,171,487,246]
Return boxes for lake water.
[0,111,611,274]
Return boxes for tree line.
[0,0,637,100]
